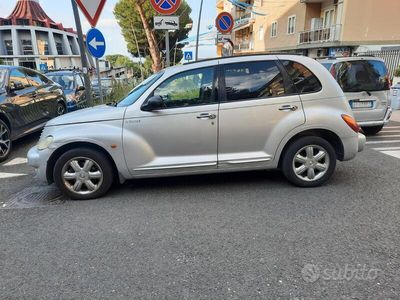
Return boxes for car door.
[7,68,39,131]
[123,66,219,176]
[218,59,305,169]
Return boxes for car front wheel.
[57,102,66,116]
[0,120,11,163]
[53,148,114,200]
[281,136,337,187]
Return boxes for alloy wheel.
[61,157,104,195]
[57,103,66,116]
[292,145,330,182]
[0,123,11,159]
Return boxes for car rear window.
[333,60,390,92]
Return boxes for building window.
[56,42,64,55]
[17,19,29,26]
[34,21,45,27]
[258,26,264,40]
[271,21,278,37]
[4,40,13,55]
[2,20,12,26]
[21,39,34,55]
[37,40,49,55]
[287,15,296,35]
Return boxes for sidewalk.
[391,109,400,123]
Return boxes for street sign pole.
[71,0,92,106]
[195,0,204,61]
[95,58,104,104]
[165,30,170,67]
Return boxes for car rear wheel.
[0,120,12,163]
[281,136,336,187]
[362,125,383,136]
[57,102,66,116]
[53,148,114,200]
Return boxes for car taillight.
[342,114,361,133]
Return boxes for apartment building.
[216,0,400,58]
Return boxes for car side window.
[223,61,286,102]
[9,68,31,89]
[75,75,84,88]
[39,74,50,85]
[281,60,322,94]
[153,67,216,109]
[25,70,43,87]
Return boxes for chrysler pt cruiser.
[28,55,366,200]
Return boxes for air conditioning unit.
[311,18,323,30]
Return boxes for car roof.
[45,70,81,76]
[317,56,385,64]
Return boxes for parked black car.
[0,65,67,162]
[46,70,90,112]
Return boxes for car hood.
[46,105,126,126]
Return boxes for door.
[123,67,219,176]
[7,68,40,132]
[218,59,305,169]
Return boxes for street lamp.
[195,0,204,61]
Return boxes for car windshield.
[0,69,6,88]
[47,75,75,90]
[117,72,164,107]
[334,60,390,92]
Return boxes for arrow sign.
[75,0,106,28]
[86,28,106,58]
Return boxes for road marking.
[0,172,27,179]
[380,130,400,134]
[381,150,400,159]
[368,134,400,139]
[2,157,28,167]
[383,126,400,129]
[366,140,400,144]
[372,147,400,151]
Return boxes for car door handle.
[279,105,298,112]
[197,113,216,120]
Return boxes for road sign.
[75,0,106,28]
[86,28,106,58]
[150,0,181,16]
[216,12,234,34]
[154,16,180,30]
[216,34,232,44]
[184,51,193,61]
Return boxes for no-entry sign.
[216,12,234,34]
[150,0,181,15]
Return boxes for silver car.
[28,55,366,200]
[319,56,393,135]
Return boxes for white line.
[383,126,400,129]
[380,130,400,134]
[0,172,28,179]
[366,140,400,144]
[368,135,400,138]
[381,150,400,159]
[2,157,28,167]
[372,147,400,151]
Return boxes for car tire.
[0,119,12,163]
[281,136,337,187]
[57,102,66,116]
[362,125,383,136]
[53,148,114,200]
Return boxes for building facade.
[217,0,400,59]
[0,0,83,70]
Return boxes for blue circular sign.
[216,12,234,34]
[86,28,106,58]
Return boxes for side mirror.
[76,86,85,92]
[141,95,164,111]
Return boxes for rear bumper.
[341,132,366,161]
[358,107,393,127]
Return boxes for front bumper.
[358,107,393,127]
[27,146,53,184]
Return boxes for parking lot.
[0,117,399,299]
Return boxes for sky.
[0,0,217,59]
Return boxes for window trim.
[287,15,296,35]
[220,60,295,104]
[271,21,278,38]
[142,66,219,110]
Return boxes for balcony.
[298,25,342,45]
[234,41,253,52]
[233,13,255,31]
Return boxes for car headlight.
[37,136,54,151]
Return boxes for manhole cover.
[1,185,65,209]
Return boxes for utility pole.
[195,0,204,61]
[165,31,170,67]
[71,0,92,106]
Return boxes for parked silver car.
[319,56,392,135]
[28,55,366,200]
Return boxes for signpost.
[215,12,234,34]
[151,0,181,68]
[86,28,106,104]
[75,0,106,28]
[184,51,193,62]
[216,33,232,44]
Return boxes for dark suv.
[46,70,90,112]
[0,66,67,162]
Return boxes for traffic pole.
[95,58,104,104]
[165,30,170,67]
[195,0,204,61]
[71,0,92,106]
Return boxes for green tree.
[114,0,192,72]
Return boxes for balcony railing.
[298,25,342,45]
[234,13,255,31]
[234,42,252,51]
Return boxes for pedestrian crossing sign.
[184,51,193,61]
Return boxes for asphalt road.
[1,122,400,299]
